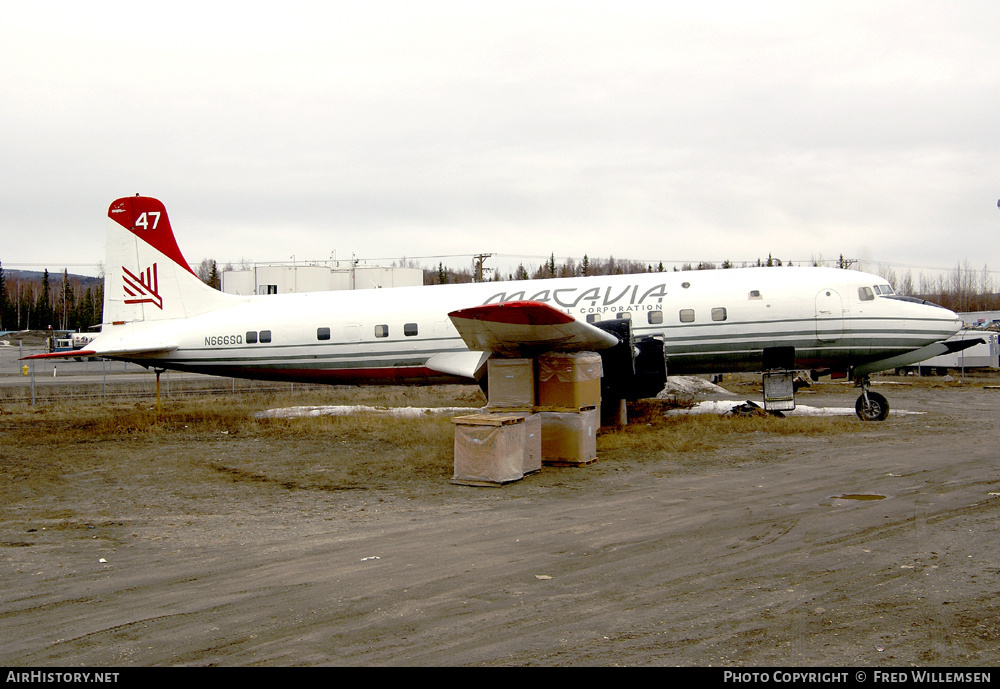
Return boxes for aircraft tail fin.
[104,196,237,324]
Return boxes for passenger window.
[712,307,727,322]
[615,312,632,320]
[375,324,389,338]
[259,330,272,343]
[748,290,761,300]
[679,309,695,323]
[246,331,258,344]
[859,287,875,301]
[586,314,600,323]
[404,323,419,337]
[317,327,330,341]
[648,310,663,325]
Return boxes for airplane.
[25,195,975,421]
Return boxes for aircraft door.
[815,289,844,341]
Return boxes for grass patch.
[599,410,865,457]
[0,384,484,441]
[0,381,894,505]
[0,386,476,500]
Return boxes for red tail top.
[108,196,197,276]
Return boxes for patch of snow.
[657,376,736,397]
[253,405,483,419]
[665,400,923,417]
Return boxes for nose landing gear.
[855,376,890,421]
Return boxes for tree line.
[0,264,103,333]
[876,260,1000,313]
[424,252,817,284]
[424,254,676,285]
[0,258,225,334]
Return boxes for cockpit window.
[858,287,875,301]
[875,284,894,295]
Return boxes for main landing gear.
[855,375,889,422]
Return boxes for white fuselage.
[110,267,961,384]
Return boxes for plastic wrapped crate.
[486,358,536,409]
[537,352,602,409]
[452,414,526,485]
[522,413,542,474]
[540,407,599,465]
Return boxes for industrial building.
[221,262,423,296]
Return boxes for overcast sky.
[2,1,997,281]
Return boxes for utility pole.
[473,253,494,282]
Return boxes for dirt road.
[1,383,998,666]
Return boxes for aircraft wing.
[448,301,619,355]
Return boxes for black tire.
[855,391,889,421]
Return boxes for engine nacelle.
[592,319,667,401]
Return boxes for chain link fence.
[0,342,327,404]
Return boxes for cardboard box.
[537,352,602,409]
[487,358,536,409]
[452,414,526,485]
[540,407,599,465]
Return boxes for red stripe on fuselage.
[132,363,469,386]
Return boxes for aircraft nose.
[935,307,963,337]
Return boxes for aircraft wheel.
[855,391,889,421]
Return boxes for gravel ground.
[1,378,998,666]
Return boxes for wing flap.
[448,301,619,355]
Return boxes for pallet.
[535,404,598,413]
[543,457,598,467]
[451,413,526,426]
[450,477,522,487]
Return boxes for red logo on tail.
[123,264,163,309]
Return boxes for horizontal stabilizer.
[21,341,178,361]
[448,301,619,355]
[21,350,99,361]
